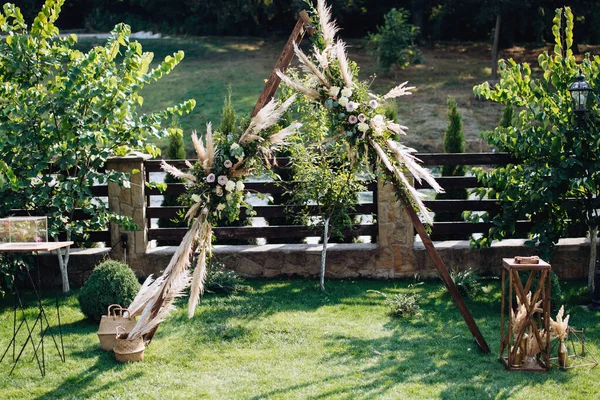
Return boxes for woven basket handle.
[116,325,127,339]
[108,304,124,317]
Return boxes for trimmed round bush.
[78,260,140,321]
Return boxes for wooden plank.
[416,152,516,166]
[147,203,376,219]
[251,10,313,117]
[146,180,377,196]
[148,224,376,241]
[90,186,108,196]
[428,221,532,235]
[415,176,480,190]
[403,201,490,353]
[424,199,500,212]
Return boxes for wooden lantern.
[500,257,551,372]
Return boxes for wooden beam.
[251,10,312,117]
[403,201,491,353]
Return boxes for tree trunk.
[589,227,597,293]
[320,216,330,291]
[55,234,71,293]
[491,13,502,83]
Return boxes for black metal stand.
[1,256,65,377]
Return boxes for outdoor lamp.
[568,69,593,113]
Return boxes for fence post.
[376,179,416,275]
[106,152,151,267]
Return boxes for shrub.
[432,97,469,240]
[370,289,422,318]
[450,268,481,299]
[204,259,248,295]
[78,260,141,321]
[368,8,422,76]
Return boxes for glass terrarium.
[0,216,48,243]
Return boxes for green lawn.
[0,279,598,399]
[75,36,510,155]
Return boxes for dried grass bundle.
[526,329,548,357]
[550,305,570,341]
[511,291,542,338]
[317,0,339,47]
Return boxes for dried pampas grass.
[550,305,570,341]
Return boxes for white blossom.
[357,122,369,132]
[206,173,216,183]
[348,115,358,124]
[225,180,236,192]
[338,96,349,107]
[369,99,379,109]
[341,87,353,97]
[191,194,201,203]
[216,186,223,197]
[358,113,366,123]
[329,86,341,98]
[216,203,226,211]
[236,180,245,191]
[224,159,233,168]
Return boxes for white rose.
[225,180,236,192]
[191,194,201,203]
[369,99,379,109]
[236,180,245,191]
[357,122,369,133]
[329,86,341,98]
[338,96,349,107]
[216,203,226,211]
[230,143,240,151]
[226,194,232,201]
[371,114,385,128]
[341,87,353,97]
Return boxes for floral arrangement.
[126,96,300,339]
[276,0,443,223]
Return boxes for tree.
[0,0,195,292]
[368,8,422,78]
[290,145,365,291]
[432,97,468,240]
[472,7,600,292]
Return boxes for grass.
[1,278,599,399]
[76,37,600,155]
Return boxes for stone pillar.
[106,152,151,269]
[376,180,416,276]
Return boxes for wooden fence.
[10,151,585,245]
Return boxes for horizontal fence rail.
[145,159,378,244]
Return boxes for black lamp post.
[568,68,593,114]
[570,70,600,310]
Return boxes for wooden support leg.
[251,11,312,117]
[404,205,491,353]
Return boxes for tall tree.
[473,7,600,292]
[0,0,195,292]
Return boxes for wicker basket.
[97,304,137,351]
[114,326,145,363]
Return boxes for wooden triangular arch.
[255,10,490,354]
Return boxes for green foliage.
[433,97,468,240]
[204,258,248,295]
[77,260,141,321]
[0,0,195,246]
[369,288,422,318]
[0,253,31,297]
[471,7,600,261]
[368,8,422,74]
[449,268,481,299]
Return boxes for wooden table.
[0,241,73,376]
